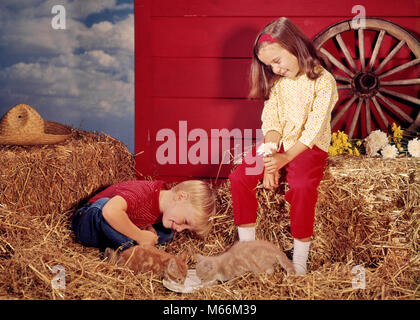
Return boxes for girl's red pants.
[229,143,328,239]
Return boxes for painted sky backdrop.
[0,0,134,153]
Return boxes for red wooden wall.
[134,0,420,181]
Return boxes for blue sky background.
[0,0,135,153]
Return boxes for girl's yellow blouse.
[261,67,339,153]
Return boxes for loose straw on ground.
[0,132,418,299]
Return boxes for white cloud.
[0,3,134,120]
[0,57,133,117]
[0,0,120,19]
[92,21,114,33]
[69,0,118,18]
[86,50,119,68]
[79,15,134,52]
[0,17,75,55]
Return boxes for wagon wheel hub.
[352,71,379,98]
[313,18,420,138]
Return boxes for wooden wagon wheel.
[313,18,420,138]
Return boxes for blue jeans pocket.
[72,198,135,250]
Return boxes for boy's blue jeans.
[71,197,174,251]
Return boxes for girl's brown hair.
[249,17,331,100]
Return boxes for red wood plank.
[151,0,420,17]
[149,98,263,136]
[151,17,339,57]
[152,57,250,98]
[151,17,419,58]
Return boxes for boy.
[72,180,216,251]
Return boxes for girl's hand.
[263,170,279,190]
[263,153,290,174]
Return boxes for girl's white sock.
[293,238,311,275]
[237,226,256,242]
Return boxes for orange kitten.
[195,240,295,282]
[105,245,188,284]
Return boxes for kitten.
[195,240,295,282]
[105,245,188,284]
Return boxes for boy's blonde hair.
[172,180,216,238]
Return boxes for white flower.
[407,138,420,157]
[364,130,389,156]
[381,144,398,159]
[257,142,278,156]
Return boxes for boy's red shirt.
[89,180,168,227]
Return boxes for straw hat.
[0,104,72,145]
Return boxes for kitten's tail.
[276,251,296,275]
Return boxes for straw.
[0,135,418,299]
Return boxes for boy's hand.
[136,230,158,246]
[103,196,159,246]
[144,224,157,234]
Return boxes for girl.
[229,17,338,275]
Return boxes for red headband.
[257,33,277,44]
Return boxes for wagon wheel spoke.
[358,28,365,72]
[375,40,406,74]
[378,89,420,133]
[371,96,389,130]
[368,30,386,71]
[337,84,352,90]
[335,33,358,71]
[381,79,420,86]
[379,88,420,106]
[365,99,372,134]
[320,47,354,77]
[407,113,420,133]
[348,98,363,138]
[378,58,420,79]
[331,95,358,128]
[376,92,414,123]
[333,74,352,83]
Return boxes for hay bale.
[313,156,419,271]
[164,156,420,299]
[0,128,135,293]
[0,129,135,216]
[0,150,418,300]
